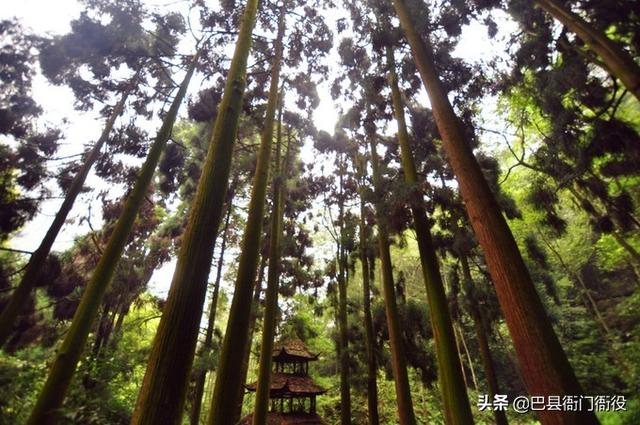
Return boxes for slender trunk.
[92,306,110,358]
[26,56,197,425]
[368,135,417,425]
[109,247,162,352]
[460,256,508,425]
[101,302,120,350]
[455,323,478,392]
[535,0,640,101]
[391,2,597,423]
[386,46,473,425]
[108,306,127,350]
[91,303,116,359]
[451,323,469,389]
[337,152,352,425]
[206,4,283,419]
[253,89,291,425]
[357,156,380,425]
[330,285,340,378]
[0,90,130,346]
[190,205,233,425]
[231,265,265,423]
[535,229,631,375]
[130,1,260,421]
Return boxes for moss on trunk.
[206,2,285,420]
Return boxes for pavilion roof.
[246,372,326,395]
[272,338,319,361]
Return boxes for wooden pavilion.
[240,339,327,425]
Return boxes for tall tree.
[391,0,599,423]
[385,45,473,424]
[25,53,198,425]
[314,129,356,425]
[252,91,291,425]
[205,3,285,423]
[356,156,380,425]
[0,2,189,345]
[336,148,352,425]
[0,20,61,243]
[189,201,233,425]
[367,127,417,425]
[130,0,260,422]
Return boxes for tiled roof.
[246,373,326,395]
[272,338,319,360]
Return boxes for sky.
[2,0,518,297]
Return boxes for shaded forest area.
[1,0,639,424]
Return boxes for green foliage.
[598,398,640,425]
[0,296,160,424]
[2,0,639,423]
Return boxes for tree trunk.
[451,322,469,389]
[254,85,291,425]
[368,135,417,425]
[454,323,478,392]
[386,46,474,425]
[0,89,131,347]
[129,0,260,420]
[460,256,508,425]
[27,55,198,425]
[206,4,284,420]
[108,244,165,353]
[391,2,598,423]
[357,156,380,425]
[336,152,352,425]
[91,303,116,359]
[108,305,127,350]
[190,204,233,425]
[231,262,266,423]
[535,0,640,101]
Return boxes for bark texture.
[206,4,284,420]
[391,1,599,423]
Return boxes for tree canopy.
[1,0,639,424]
